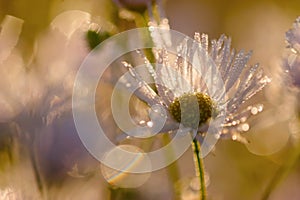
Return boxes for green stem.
[192,139,206,200]
[109,186,120,200]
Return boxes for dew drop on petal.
[148,25,154,32]
[241,123,250,132]
[146,121,153,128]
[251,107,258,115]
[291,47,298,54]
[240,116,247,123]
[232,120,237,126]
[257,104,264,112]
[128,68,137,78]
[139,120,146,125]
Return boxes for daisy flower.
[115,19,270,199]
[120,30,270,145]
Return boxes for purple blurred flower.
[284,17,300,88]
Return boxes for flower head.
[120,28,270,144]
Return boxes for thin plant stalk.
[132,10,156,63]
[28,146,44,197]
[192,139,206,200]
[26,132,47,200]
[162,134,182,200]
[109,186,120,200]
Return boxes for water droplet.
[122,62,136,77]
[240,116,247,122]
[189,177,201,191]
[146,121,153,128]
[139,120,146,125]
[232,135,237,140]
[241,123,249,132]
[291,47,298,54]
[257,104,264,112]
[194,32,201,42]
[215,134,221,139]
[161,18,169,25]
[261,76,271,83]
[148,26,154,32]
[128,68,136,77]
[251,107,258,115]
[222,129,229,134]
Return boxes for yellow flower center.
[168,92,216,128]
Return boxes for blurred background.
[0,0,300,199]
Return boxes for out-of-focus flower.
[27,10,100,180]
[284,16,300,88]
[0,10,107,198]
[120,31,270,144]
[30,10,97,125]
[0,11,94,124]
[283,16,300,128]
[36,10,90,88]
[241,16,300,156]
[283,16,300,140]
[0,15,30,123]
